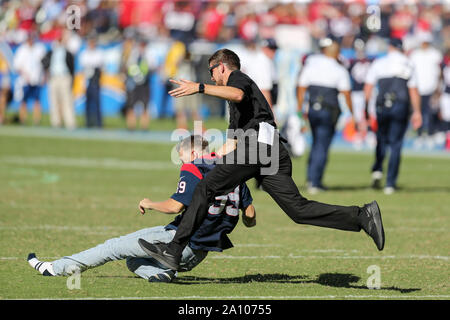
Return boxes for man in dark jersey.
[28,135,255,283]
[140,49,385,271]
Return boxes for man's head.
[418,32,433,49]
[388,38,403,52]
[208,49,240,85]
[261,38,278,59]
[176,135,210,164]
[319,37,340,59]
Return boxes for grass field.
[0,123,449,300]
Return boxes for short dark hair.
[208,49,241,70]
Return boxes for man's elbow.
[231,89,244,103]
[169,204,184,214]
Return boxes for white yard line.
[210,254,449,261]
[0,155,175,171]
[0,224,447,233]
[2,254,448,261]
[0,126,174,144]
[0,225,127,231]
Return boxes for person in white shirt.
[237,39,278,109]
[257,38,278,109]
[123,37,156,131]
[409,33,443,140]
[364,38,422,194]
[440,49,450,150]
[42,32,76,130]
[297,38,354,194]
[13,32,46,125]
[79,34,103,128]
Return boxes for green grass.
[4,112,229,132]
[0,129,449,300]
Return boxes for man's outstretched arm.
[168,79,244,103]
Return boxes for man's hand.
[168,79,199,98]
[139,198,153,215]
[215,139,237,157]
[411,110,422,130]
[242,204,256,228]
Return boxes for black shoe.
[148,270,176,283]
[360,201,385,251]
[138,239,180,271]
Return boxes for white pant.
[49,74,76,129]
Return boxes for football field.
[0,126,449,300]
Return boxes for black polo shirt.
[226,70,277,135]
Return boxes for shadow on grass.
[394,186,450,193]
[174,273,421,294]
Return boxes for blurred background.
[0,0,449,152]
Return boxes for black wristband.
[199,83,205,94]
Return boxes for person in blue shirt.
[27,135,255,283]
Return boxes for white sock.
[28,253,56,276]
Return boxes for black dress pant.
[171,138,362,251]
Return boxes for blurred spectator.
[364,38,422,195]
[79,34,103,128]
[307,0,333,40]
[123,37,155,131]
[440,49,450,150]
[84,0,119,40]
[163,1,196,45]
[42,31,76,130]
[375,4,393,39]
[13,31,46,125]
[237,38,278,109]
[297,38,354,194]
[389,4,415,40]
[410,32,443,145]
[260,38,279,109]
[0,0,447,143]
[346,39,376,150]
[196,1,226,42]
[0,48,11,124]
[257,3,279,40]
[161,40,186,118]
[174,49,201,130]
[119,31,134,120]
[237,10,259,42]
[16,0,38,33]
[328,4,353,43]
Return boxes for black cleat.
[360,201,385,251]
[148,270,176,283]
[138,239,180,271]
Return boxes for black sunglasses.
[208,63,220,76]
